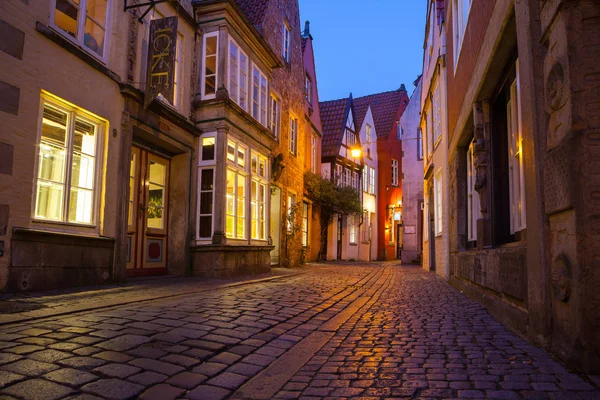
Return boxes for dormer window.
[282,21,291,62]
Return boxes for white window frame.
[201,31,219,100]
[251,64,268,126]
[270,92,280,139]
[197,133,217,240]
[226,139,248,239]
[33,92,105,227]
[301,202,308,246]
[417,128,423,160]
[349,215,356,244]
[391,159,399,186]
[508,60,526,234]
[467,139,480,241]
[362,166,368,193]
[352,171,358,191]
[251,151,268,241]
[311,134,317,173]
[434,170,443,236]
[335,164,342,185]
[282,21,291,62]
[453,0,472,68]
[289,116,298,155]
[305,74,312,103]
[50,0,112,62]
[432,79,441,146]
[344,168,351,187]
[228,37,249,111]
[369,167,375,194]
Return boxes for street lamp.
[350,146,361,158]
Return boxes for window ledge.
[36,22,121,84]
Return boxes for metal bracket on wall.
[124,0,171,22]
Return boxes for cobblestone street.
[0,264,597,400]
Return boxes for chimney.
[303,20,311,38]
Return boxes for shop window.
[34,94,104,225]
[52,0,110,58]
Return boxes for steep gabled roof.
[354,89,407,138]
[319,98,349,157]
[353,97,371,130]
[234,0,270,27]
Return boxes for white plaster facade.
[421,0,450,278]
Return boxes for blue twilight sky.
[299,0,427,102]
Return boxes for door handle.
[139,203,146,212]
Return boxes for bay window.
[52,0,110,58]
[229,39,249,110]
[202,32,218,99]
[252,65,268,126]
[251,153,268,241]
[226,140,247,239]
[197,134,216,239]
[35,96,103,225]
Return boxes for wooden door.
[126,147,170,276]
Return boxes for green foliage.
[304,171,361,217]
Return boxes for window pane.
[42,106,69,147]
[71,153,95,189]
[200,192,213,214]
[259,158,266,177]
[227,141,235,162]
[226,170,235,237]
[84,16,105,56]
[251,155,257,174]
[199,216,212,238]
[74,118,96,156]
[202,137,215,161]
[237,147,245,168]
[38,143,66,183]
[69,187,93,223]
[35,181,64,220]
[54,0,79,38]
[201,169,214,191]
[240,53,248,109]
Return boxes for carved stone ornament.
[551,253,572,302]
[545,60,567,112]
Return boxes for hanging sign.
[144,16,178,108]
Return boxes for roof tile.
[319,98,349,157]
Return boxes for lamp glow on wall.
[350,146,362,158]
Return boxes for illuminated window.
[251,152,268,240]
[301,202,308,246]
[35,96,103,225]
[52,0,110,58]
[507,60,526,234]
[349,216,356,244]
[226,169,246,239]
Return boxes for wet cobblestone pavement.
[0,264,597,399]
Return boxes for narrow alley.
[0,264,597,399]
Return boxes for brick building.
[301,21,323,263]
[435,0,600,372]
